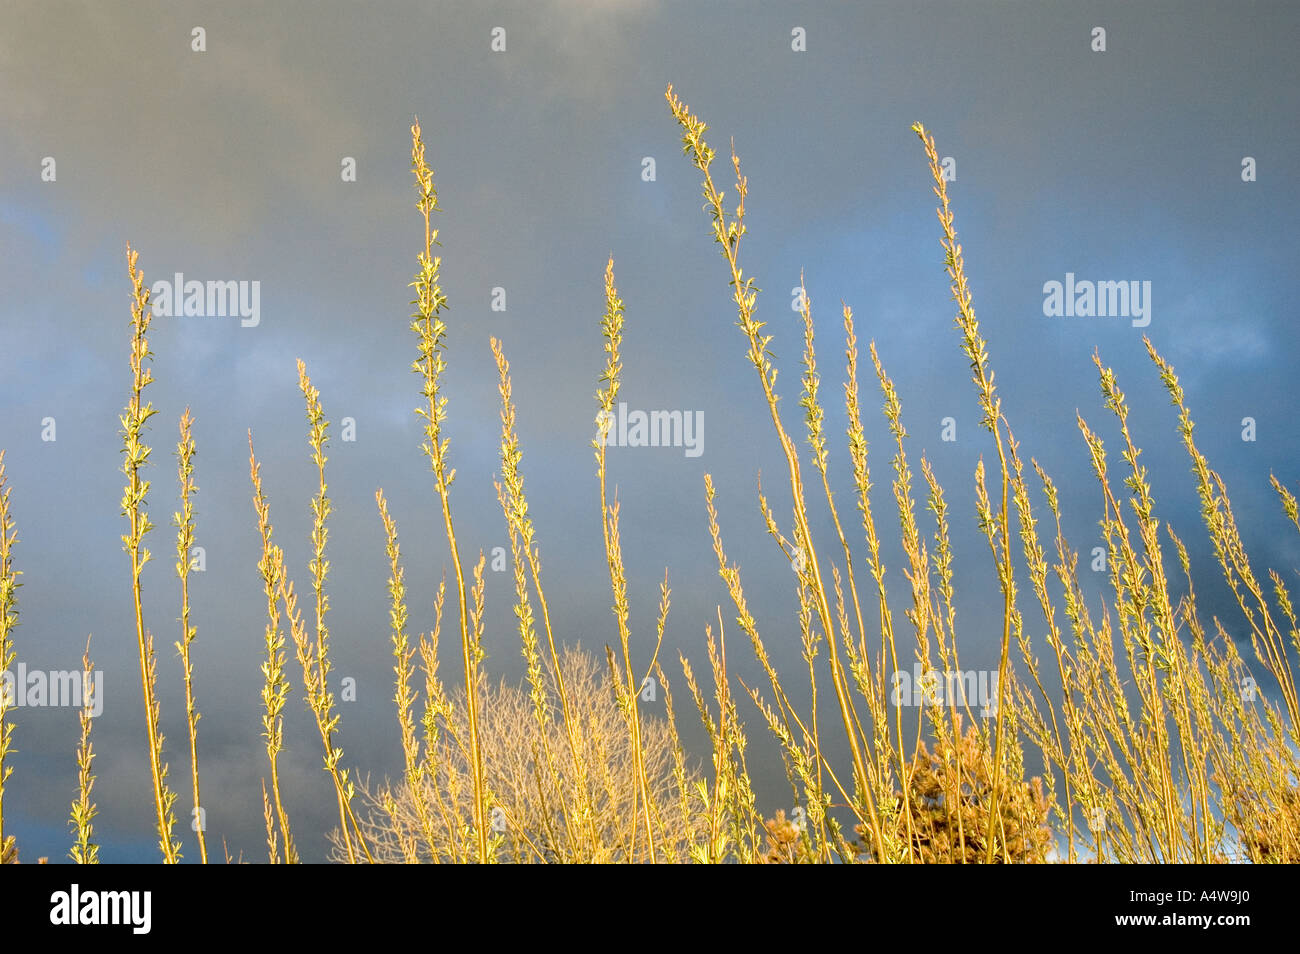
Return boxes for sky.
[1,0,1298,863]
